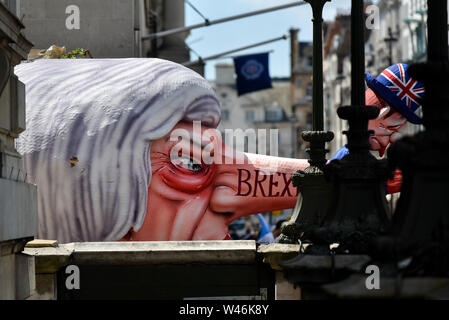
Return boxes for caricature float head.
[366,89,408,157]
[15,59,309,242]
[365,63,424,157]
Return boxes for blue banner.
[233,52,272,96]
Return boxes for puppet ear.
[366,88,389,110]
[378,106,391,119]
[365,88,379,106]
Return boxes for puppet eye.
[171,156,203,173]
[164,149,215,193]
[387,125,402,131]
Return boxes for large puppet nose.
[210,152,310,223]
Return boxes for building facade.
[365,0,429,76]
[291,39,314,159]
[0,1,37,300]
[323,13,352,156]
[17,0,190,64]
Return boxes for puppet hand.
[386,169,402,194]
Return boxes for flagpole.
[142,1,306,41]
[182,35,288,67]
[214,49,275,61]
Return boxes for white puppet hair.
[15,58,221,242]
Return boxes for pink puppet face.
[367,89,408,157]
[123,122,309,241]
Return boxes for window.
[1,0,18,15]
[416,24,425,56]
[306,113,313,129]
[307,56,313,67]
[306,83,313,101]
[266,109,282,122]
[245,110,255,121]
[222,110,230,121]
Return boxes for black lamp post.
[277,1,393,299]
[372,0,449,277]
[322,1,449,299]
[279,0,392,299]
[283,0,392,255]
[277,0,334,245]
[297,0,391,254]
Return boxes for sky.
[185,0,352,80]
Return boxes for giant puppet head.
[329,64,425,194]
[15,59,309,243]
[365,63,425,157]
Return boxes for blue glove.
[329,145,349,162]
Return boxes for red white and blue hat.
[365,63,425,124]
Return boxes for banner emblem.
[241,59,264,80]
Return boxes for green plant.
[61,48,93,59]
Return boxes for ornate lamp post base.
[292,105,392,254]
[317,106,391,254]
[278,131,334,245]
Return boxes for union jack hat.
[365,63,425,124]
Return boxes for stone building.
[322,13,352,156]
[365,0,429,76]
[215,30,315,161]
[17,0,190,64]
[0,1,37,300]
[214,63,295,159]
[139,0,191,65]
[290,33,314,159]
